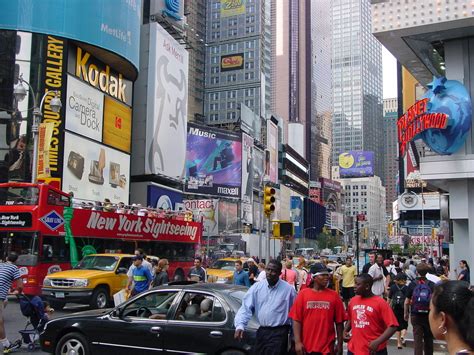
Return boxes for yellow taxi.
[42,253,133,310]
[207,257,246,284]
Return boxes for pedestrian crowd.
[0,249,472,355]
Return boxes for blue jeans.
[347,348,388,355]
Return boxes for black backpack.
[391,285,406,310]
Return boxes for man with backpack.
[404,263,435,355]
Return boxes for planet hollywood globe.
[419,77,472,155]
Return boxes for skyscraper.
[184,0,206,122]
[383,98,398,213]
[204,0,269,126]
[331,0,383,178]
[310,0,333,179]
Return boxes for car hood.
[45,270,114,279]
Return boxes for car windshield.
[228,290,247,304]
[0,186,39,205]
[74,255,119,271]
[211,260,236,270]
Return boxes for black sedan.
[40,283,258,354]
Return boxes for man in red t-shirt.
[289,263,345,355]
[344,273,398,355]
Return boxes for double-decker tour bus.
[0,182,203,295]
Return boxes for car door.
[162,291,231,354]
[92,290,180,354]
[111,257,132,295]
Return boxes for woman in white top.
[255,263,266,282]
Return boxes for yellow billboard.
[37,122,54,179]
[103,96,132,153]
[221,0,246,17]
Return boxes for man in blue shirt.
[127,255,153,296]
[234,259,296,354]
[233,260,250,287]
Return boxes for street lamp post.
[13,75,62,183]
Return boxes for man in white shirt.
[368,254,386,297]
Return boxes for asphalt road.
[3,297,448,354]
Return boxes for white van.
[295,248,314,258]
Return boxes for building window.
[245,62,254,70]
[245,99,254,107]
[228,29,238,36]
[211,76,219,84]
[227,101,235,109]
[211,56,218,64]
[246,26,255,34]
[210,103,218,111]
[211,93,219,100]
[229,18,238,26]
[226,111,237,120]
[227,74,237,82]
[245,88,254,97]
[227,91,236,99]
[211,67,219,74]
[245,72,255,80]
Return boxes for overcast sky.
[382,46,398,99]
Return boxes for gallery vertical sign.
[241,133,253,225]
[40,35,68,188]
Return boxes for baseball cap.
[132,255,143,261]
[310,263,330,277]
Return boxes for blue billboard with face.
[0,0,141,69]
[147,184,183,211]
[185,123,242,198]
[338,151,374,178]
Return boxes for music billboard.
[185,123,242,198]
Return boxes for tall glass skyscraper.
[331,0,383,178]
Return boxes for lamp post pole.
[14,76,61,183]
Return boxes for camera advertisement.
[65,75,104,143]
[63,132,130,203]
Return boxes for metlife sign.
[185,123,242,198]
[65,75,104,143]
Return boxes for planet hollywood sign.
[397,76,472,156]
[397,98,448,156]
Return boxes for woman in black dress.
[388,273,409,349]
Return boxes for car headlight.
[73,279,89,287]
[43,278,52,287]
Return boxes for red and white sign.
[70,209,202,243]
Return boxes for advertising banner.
[146,22,189,179]
[65,75,104,143]
[220,53,244,72]
[241,133,253,225]
[221,0,246,17]
[103,96,132,153]
[185,123,242,198]
[184,199,219,237]
[252,147,265,190]
[147,184,183,211]
[338,151,374,178]
[290,196,303,238]
[39,35,68,187]
[241,104,262,139]
[68,46,133,106]
[63,132,130,203]
[37,122,54,179]
[0,0,142,69]
[218,200,239,233]
[70,209,202,243]
[266,120,278,183]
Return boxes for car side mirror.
[116,267,128,274]
[111,308,123,318]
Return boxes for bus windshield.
[0,232,39,265]
[74,255,119,271]
[0,186,39,206]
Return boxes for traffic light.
[263,185,276,216]
[273,221,294,239]
[388,222,393,237]
[363,227,368,239]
